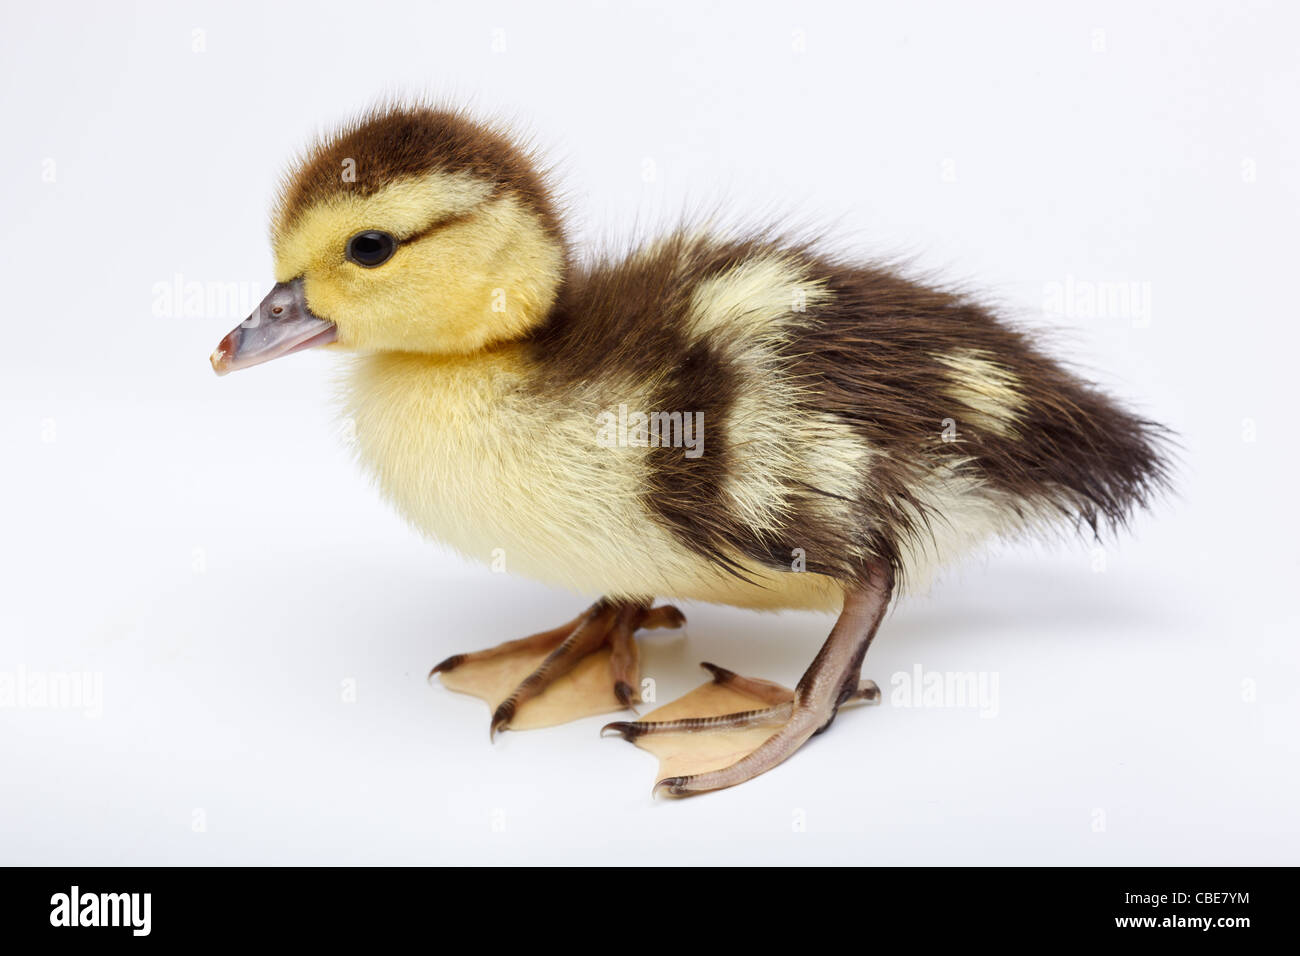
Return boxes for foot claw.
[429,654,464,678]
[600,720,638,740]
[855,679,881,703]
[700,661,736,684]
[647,606,687,629]
[653,776,691,798]
[490,699,516,740]
[613,680,636,707]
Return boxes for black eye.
[345,230,396,267]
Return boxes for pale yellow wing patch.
[934,347,1025,438]
[437,646,627,730]
[630,680,792,780]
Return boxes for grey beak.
[210,278,337,376]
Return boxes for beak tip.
[210,348,230,376]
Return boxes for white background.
[2,0,1296,865]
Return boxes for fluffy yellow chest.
[343,349,844,611]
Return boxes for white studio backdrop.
[0,0,1296,864]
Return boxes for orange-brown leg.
[607,604,643,707]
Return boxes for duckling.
[211,103,1170,797]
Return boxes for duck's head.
[211,104,566,375]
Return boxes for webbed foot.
[432,599,685,736]
[603,568,892,796]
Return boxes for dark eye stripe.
[398,210,475,245]
[344,212,475,268]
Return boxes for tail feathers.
[1004,376,1176,537]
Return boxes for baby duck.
[211,103,1170,796]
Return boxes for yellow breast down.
[342,347,848,612]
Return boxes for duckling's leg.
[431,599,685,735]
[604,568,892,796]
[607,604,642,708]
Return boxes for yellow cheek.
[400,195,563,353]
